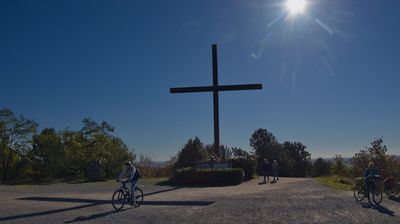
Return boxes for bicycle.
[112,179,144,211]
[384,176,400,197]
[353,175,382,205]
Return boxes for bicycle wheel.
[353,184,365,201]
[372,185,383,205]
[134,187,144,207]
[384,182,397,197]
[112,189,126,211]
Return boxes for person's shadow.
[360,202,395,216]
[388,195,400,203]
[258,180,269,185]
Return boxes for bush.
[231,158,255,180]
[172,168,244,186]
[311,158,331,177]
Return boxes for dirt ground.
[0,177,399,223]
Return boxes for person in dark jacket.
[261,158,270,184]
[364,162,379,197]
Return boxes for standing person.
[272,160,279,183]
[261,158,270,184]
[119,161,137,206]
[364,161,378,199]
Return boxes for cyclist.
[364,162,379,197]
[119,161,137,205]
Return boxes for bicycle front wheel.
[373,187,383,205]
[134,187,144,207]
[353,184,365,201]
[112,189,126,211]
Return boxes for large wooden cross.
[170,44,262,156]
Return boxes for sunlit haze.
[286,0,308,15]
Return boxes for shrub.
[172,168,244,186]
[231,158,255,180]
[311,158,331,177]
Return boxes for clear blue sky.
[1,0,399,160]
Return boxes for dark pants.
[263,171,269,182]
[273,170,279,181]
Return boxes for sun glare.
[286,0,308,15]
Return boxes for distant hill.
[152,161,167,168]
[311,155,400,166]
[311,157,352,166]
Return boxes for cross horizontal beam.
[170,84,262,93]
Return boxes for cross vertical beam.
[212,44,220,153]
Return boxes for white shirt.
[119,165,136,182]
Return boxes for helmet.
[125,161,132,166]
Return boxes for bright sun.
[286,0,308,15]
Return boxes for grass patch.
[314,175,354,191]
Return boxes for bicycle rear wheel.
[384,181,397,197]
[112,189,126,211]
[134,187,144,207]
[353,184,365,201]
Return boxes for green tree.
[61,119,134,179]
[206,144,232,162]
[351,137,391,178]
[281,141,311,177]
[174,137,208,169]
[30,128,65,180]
[0,108,38,181]
[250,128,280,164]
[331,154,348,176]
[62,129,86,178]
[311,158,331,177]
[231,147,252,160]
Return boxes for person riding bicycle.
[364,162,379,197]
[118,161,138,205]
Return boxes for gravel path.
[0,178,399,223]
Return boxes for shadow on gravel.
[63,200,214,223]
[156,179,246,188]
[1,187,210,222]
[388,196,400,203]
[359,202,395,216]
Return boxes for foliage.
[0,108,38,181]
[351,137,394,179]
[0,108,134,183]
[205,144,232,162]
[174,137,208,169]
[231,147,252,160]
[250,128,279,162]
[250,128,280,175]
[231,158,255,180]
[249,128,311,177]
[172,168,244,186]
[136,153,154,177]
[311,158,331,177]
[280,141,311,177]
[158,156,177,177]
[331,154,349,176]
[30,128,65,180]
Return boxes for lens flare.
[286,0,308,15]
